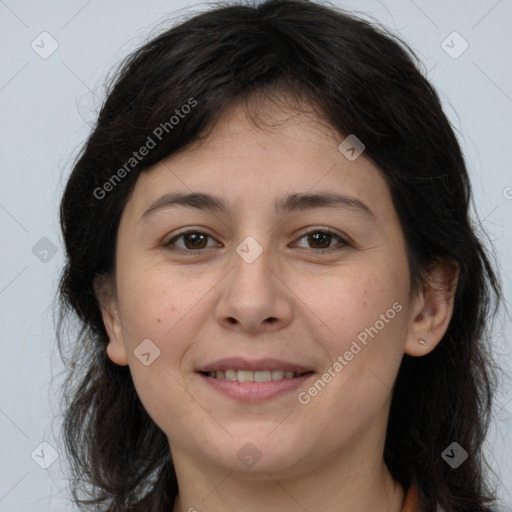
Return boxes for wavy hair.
[57,1,503,510]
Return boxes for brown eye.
[307,232,333,249]
[181,232,208,249]
[165,231,219,251]
[294,229,349,251]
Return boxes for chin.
[200,435,310,477]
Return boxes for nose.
[214,242,294,334]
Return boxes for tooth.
[254,370,271,382]
[225,369,237,381]
[271,370,284,380]
[237,370,254,382]
[209,369,302,381]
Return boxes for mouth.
[196,358,315,402]
[199,369,313,382]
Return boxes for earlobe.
[404,259,459,357]
[93,274,129,366]
[105,327,129,366]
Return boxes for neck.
[170,435,404,512]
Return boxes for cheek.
[114,263,218,394]
[117,262,203,345]
[319,266,406,335]
[115,267,203,433]
[295,270,409,434]
[129,359,201,443]
[309,260,410,395]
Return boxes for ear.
[404,258,459,357]
[93,273,128,366]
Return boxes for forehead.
[184,94,344,155]
[121,97,394,225]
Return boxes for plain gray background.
[1,0,511,510]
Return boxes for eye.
[163,227,349,253]
[164,230,221,251]
[292,228,349,251]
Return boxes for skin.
[96,94,458,512]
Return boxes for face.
[100,96,429,479]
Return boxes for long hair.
[57,1,503,510]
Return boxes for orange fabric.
[402,484,422,512]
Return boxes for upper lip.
[197,358,313,374]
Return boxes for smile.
[196,359,315,402]
[202,369,309,381]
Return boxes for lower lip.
[198,372,314,402]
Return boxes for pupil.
[309,233,331,248]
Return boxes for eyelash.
[163,227,350,254]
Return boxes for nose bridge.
[230,233,277,299]
[215,231,293,332]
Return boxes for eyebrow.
[141,191,375,221]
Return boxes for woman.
[57,0,503,510]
